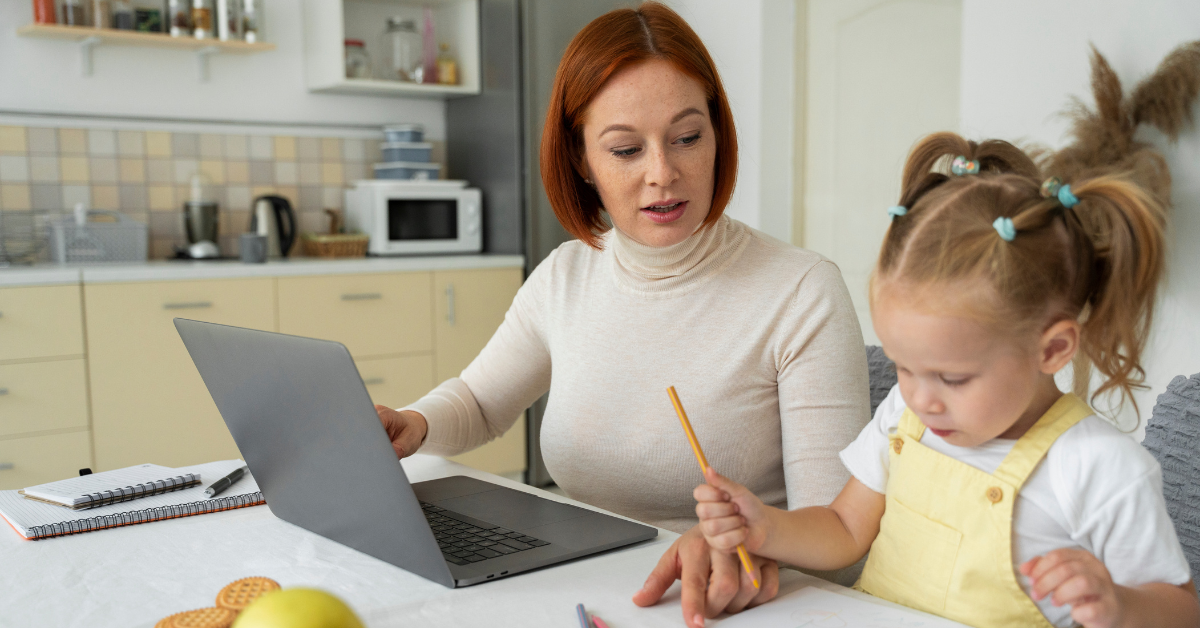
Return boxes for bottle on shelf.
[344,39,370,79]
[133,2,164,32]
[33,0,57,24]
[421,6,438,84]
[191,0,211,39]
[437,42,457,85]
[91,0,112,28]
[60,0,89,26]
[112,0,134,29]
[167,0,190,37]
[378,17,420,82]
[240,0,259,43]
[215,0,239,41]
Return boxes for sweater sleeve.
[402,252,555,457]
[776,260,871,510]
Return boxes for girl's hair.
[539,1,738,249]
[873,41,1200,416]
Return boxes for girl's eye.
[940,375,971,387]
[611,146,640,158]
[677,133,701,146]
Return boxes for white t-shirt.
[840,385,1191,627]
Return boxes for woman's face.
[580,59,718,248]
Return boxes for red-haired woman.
[378,3,869,624]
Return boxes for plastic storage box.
[373,162,442,180]
[48,210,148,264]
[381,142,433,163]
[383,124,424,143]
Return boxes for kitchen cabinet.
[435,268,525,476]
[0,284,85,361]
[0,432,93,492]
[85,278,275,470]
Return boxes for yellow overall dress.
[858,394,1093,628]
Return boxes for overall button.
[986,487,1003,503]
[891,438,904,454]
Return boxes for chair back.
[1143,373,1200,580]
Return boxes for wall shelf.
[16,23,275,81]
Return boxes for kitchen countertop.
[0,255,526,287]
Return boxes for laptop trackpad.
[420,479,590,531]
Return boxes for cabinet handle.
[0,388,8,396]
[341,293,383,301]
[163,301,213,310]
[362,377,385,386]
[445,284,456,326]
[0,463,12,471]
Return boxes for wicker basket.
[302,232,370,258]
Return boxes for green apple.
[232,588,365,628]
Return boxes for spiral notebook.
[0,459,263,540]
[21,463,202,510]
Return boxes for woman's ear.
[1038,319,1080,375]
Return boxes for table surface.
[1,455,954,627]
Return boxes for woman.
[377,3,869,625]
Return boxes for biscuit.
[154,607,238,628]
[215,576,282,611]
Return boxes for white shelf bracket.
[79,36,101,77]
[196,46,220,82]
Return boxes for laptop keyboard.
[420,501,550,566]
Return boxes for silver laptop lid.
[174,318,454,587]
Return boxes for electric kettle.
[249,195,297,258]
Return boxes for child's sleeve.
[838,384,905,495]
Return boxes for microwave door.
[388,199,458,242]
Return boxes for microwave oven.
[344,180,482,255]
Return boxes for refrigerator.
[445,0,628,486]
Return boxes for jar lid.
[345,39,365,47]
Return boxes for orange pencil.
[667,385,759,589]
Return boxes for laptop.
[174,318,657,588]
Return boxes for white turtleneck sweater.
[405,216,870,533]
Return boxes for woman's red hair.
[540,1,738,249]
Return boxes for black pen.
[204,466,249,498]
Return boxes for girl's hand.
[693,468,770,554]
[1021,549,1122,628]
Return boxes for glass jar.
[60,0,88,26]
[91,0,111,27]
[377,17,421,82]
[191,0,212,39]
[168,0,191,37]
[240,0,259,43]
[111,0,134,29]
[344,39,371,79]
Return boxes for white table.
[1,455,949,627]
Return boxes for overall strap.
[897,408,926,440]
[992,394,1093,489]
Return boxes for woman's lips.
[641,200,688,224]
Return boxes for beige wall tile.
[321,163,344,186]
[117,130,145,157]
[275,186,298,205]
[0,155,30,182]
[60,156,90,183]
[148,185,175,211]
[29,156,60,182]
[119,158,146,183]
[299,162,321,185]
[146,158,172,183]
[273,136,296,161]
[274,162,297,185]
[1,184,31,210]
[199,134,224,158]
[226,160,249,184]
[58,128,88,155]
[145,131,172,157]
[88,129,117,156]
[91,185,119,210]
[249,135,273,160]
[199,159,226,185]
[224,135,249,160]
[251,185,277,198]
[296,137,320,162]
[89,157,118,183]
[0,126,27,153]
[321,138,342,161]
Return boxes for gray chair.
[866,345,897,418]
[1142,373,1200,580]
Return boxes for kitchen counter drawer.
[278,272,433,358]
[0,359,89,438]
[357,354,435,410]
[0,285,84,361]
[0,430,92,490]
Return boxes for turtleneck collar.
[606,214,750,295]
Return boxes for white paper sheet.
[715,586,968,627]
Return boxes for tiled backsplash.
[0,125,443,259]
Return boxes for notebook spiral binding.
[78,473,203,509]
[27,492,265,540]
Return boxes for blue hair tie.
[1057,184,1079,208]
[951,155,980,176]
[993,217,1016,242]
[887,205,907,218]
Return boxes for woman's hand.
[694,468,771,555]
[375,406,428,459]
[632,525,780,628]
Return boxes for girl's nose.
[909,382,946,415]
[644,145,680,188]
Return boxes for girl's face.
[580,59,717,248]
[872,285,1061,448]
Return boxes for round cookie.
[155,607,238,628]
[215,576,282,611]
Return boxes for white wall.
[961,0,1200,434]
[0,0,445,138]
[664,0,796,242]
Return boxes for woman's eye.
[676,133,701,146]
[611,146,640,158]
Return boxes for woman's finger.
[706,548,741,617]
[724,555,764,614]
[678,532,714,627]
[747,559,780,608]
[632,537,683,608]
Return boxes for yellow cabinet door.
[0,359,89,438]
[0,431,92,490]
[277,272,433,359]
[0,284,84,361]
[356,354,436,410]
[433,268,526,476]
[85,278,275,470]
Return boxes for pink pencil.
[591,615,611,628]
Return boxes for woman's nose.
[644,145,680,187]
